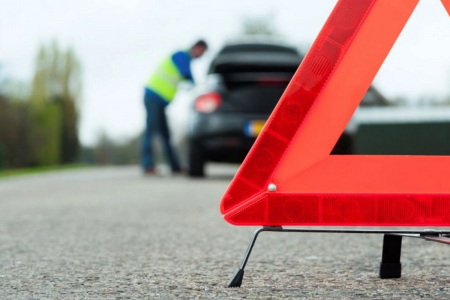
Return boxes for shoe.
[143,168,157,176]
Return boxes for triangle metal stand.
[227,227,450,288]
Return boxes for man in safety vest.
[142,40,208,175]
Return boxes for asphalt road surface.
[1,165,450,299]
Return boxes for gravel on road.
[1,165,450,299]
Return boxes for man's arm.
[172,51,194,83]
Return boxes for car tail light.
[195,92,222,113]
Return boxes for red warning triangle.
[220,0,450,227]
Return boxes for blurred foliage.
[31,40,82,165]
[0,95,32,169]
[81,132,140,165]
[0,78,30,101]
[29,102,62,165]
[0,40,82,170]
[241,14,279,37]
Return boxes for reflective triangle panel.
[225,193,450,227]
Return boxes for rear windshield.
[209,43,302,74]
[218,44,299,55]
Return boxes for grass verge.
[0,164,89,179]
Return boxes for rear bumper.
[189,112,269,162]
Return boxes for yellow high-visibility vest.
[146,55,185,102]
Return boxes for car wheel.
[188,141,205,177]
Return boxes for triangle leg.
[379,234,402,279]
[227,227,269,287]
[227,268,244,288]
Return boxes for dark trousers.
[141,93,181,172]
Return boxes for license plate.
[244,120,266,137]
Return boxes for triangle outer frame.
[220,0,450,227]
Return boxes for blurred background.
[2,0,450,176]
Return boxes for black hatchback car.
[181,40,388,177]
[185,41,303,177]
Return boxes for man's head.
[190,40,208,59]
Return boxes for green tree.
[0,68,33,169]
[0,94,33,169]
[30,40,82,165]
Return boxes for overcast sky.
[2,0,450,145]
